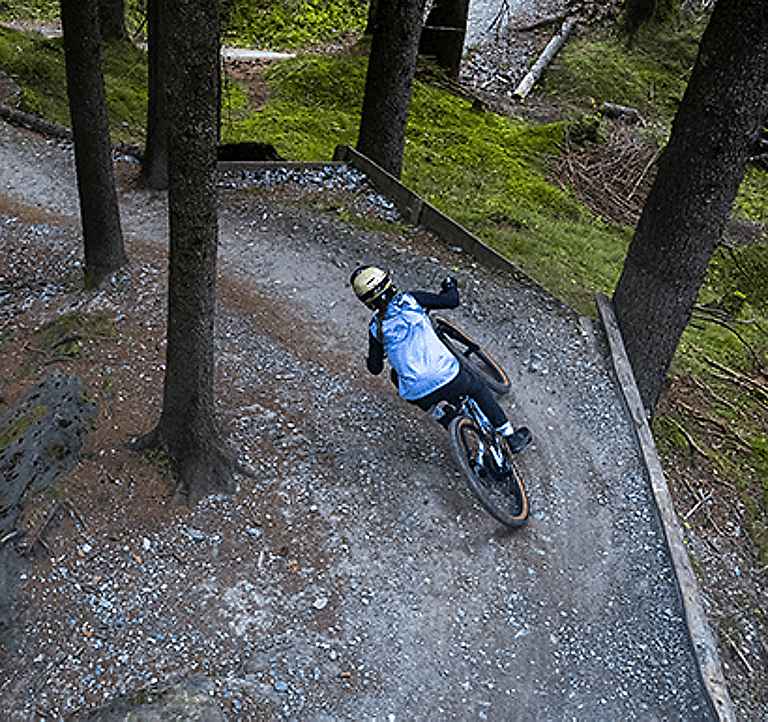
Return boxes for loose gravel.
[0,117,717,721]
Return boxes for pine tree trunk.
[142,0,169,190]
[143,0,235,501]
[98,0,127,42]
[60,0,127,289]
[357,0,425,178]
[364,0,379,34]
[613,0,768,415]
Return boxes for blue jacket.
[369,292,459,400]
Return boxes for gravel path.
[0,120,716,721]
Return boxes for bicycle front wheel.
[433,316,510,396]
[449,416,529,527]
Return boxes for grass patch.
[223,0,366,50]
[544,18,706,123]
[0,27,147,144]
[735,167,768,227]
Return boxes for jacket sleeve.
[410,285,459,310]
[366,329,384,375]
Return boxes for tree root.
[128,426,240,505]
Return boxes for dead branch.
[22,502,63,556]
[668,417,711,459]
[676,401,752,451]
[724,630,755,676]
[684,492,712,520]
[692,312,766,371]
[627,147,659,200]
[703,356,768,405]
[690,374,741,414]
[486,0,511,34]
[513,16,577,100]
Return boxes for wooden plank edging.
[595,293,736,722]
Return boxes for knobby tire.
[449,416,529,527]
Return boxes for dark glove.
[441,276,458,293]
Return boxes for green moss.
[735,168,768,227]
[35,311,116,355]
[223,0,367,50]
[0,404,47,451]
[544,20,705,123]
[0,28,147,144]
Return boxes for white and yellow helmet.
[350,265,393,308]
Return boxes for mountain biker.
[351,265,532,453]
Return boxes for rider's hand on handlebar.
[441,276,458,292]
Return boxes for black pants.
[395,367,508,429]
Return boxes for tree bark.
[357,0,426,178]
[138,0,235,502]
[98,0,127,41]
[613,0,768,415]
[418,0,469,79]
[364,0,380,35]
[60,0,127,288]
[142,0,169,189]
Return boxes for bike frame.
[457,396,508,477]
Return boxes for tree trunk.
[364,0,379,34]
[418,0,469,79]
[137,0,235,502]
[612,0,768,415]
[142,0,169,189]
[60,0,127,288]
[98,0,127,41]
[357,0,425,178]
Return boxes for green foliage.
[544,20,705,122]
[0,27,147,144]
[0,0,59,22]
[735,168,768,227]
[223,0,367,50]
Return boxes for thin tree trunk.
[136,0,235,501]
[357,0,426,178]
[419,0,469,79]
[613,0,768,415]
[98,0,127,41]
[142,0,169,189]
[60,0,127,288]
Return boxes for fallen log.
[601,101,646,125]
[513,16,577,101]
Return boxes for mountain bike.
[431,317,529,527]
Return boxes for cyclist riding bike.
[351,265,532,454]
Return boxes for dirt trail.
[0,119,717,721]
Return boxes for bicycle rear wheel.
[433,316,510,396]
[449,416,529,527]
